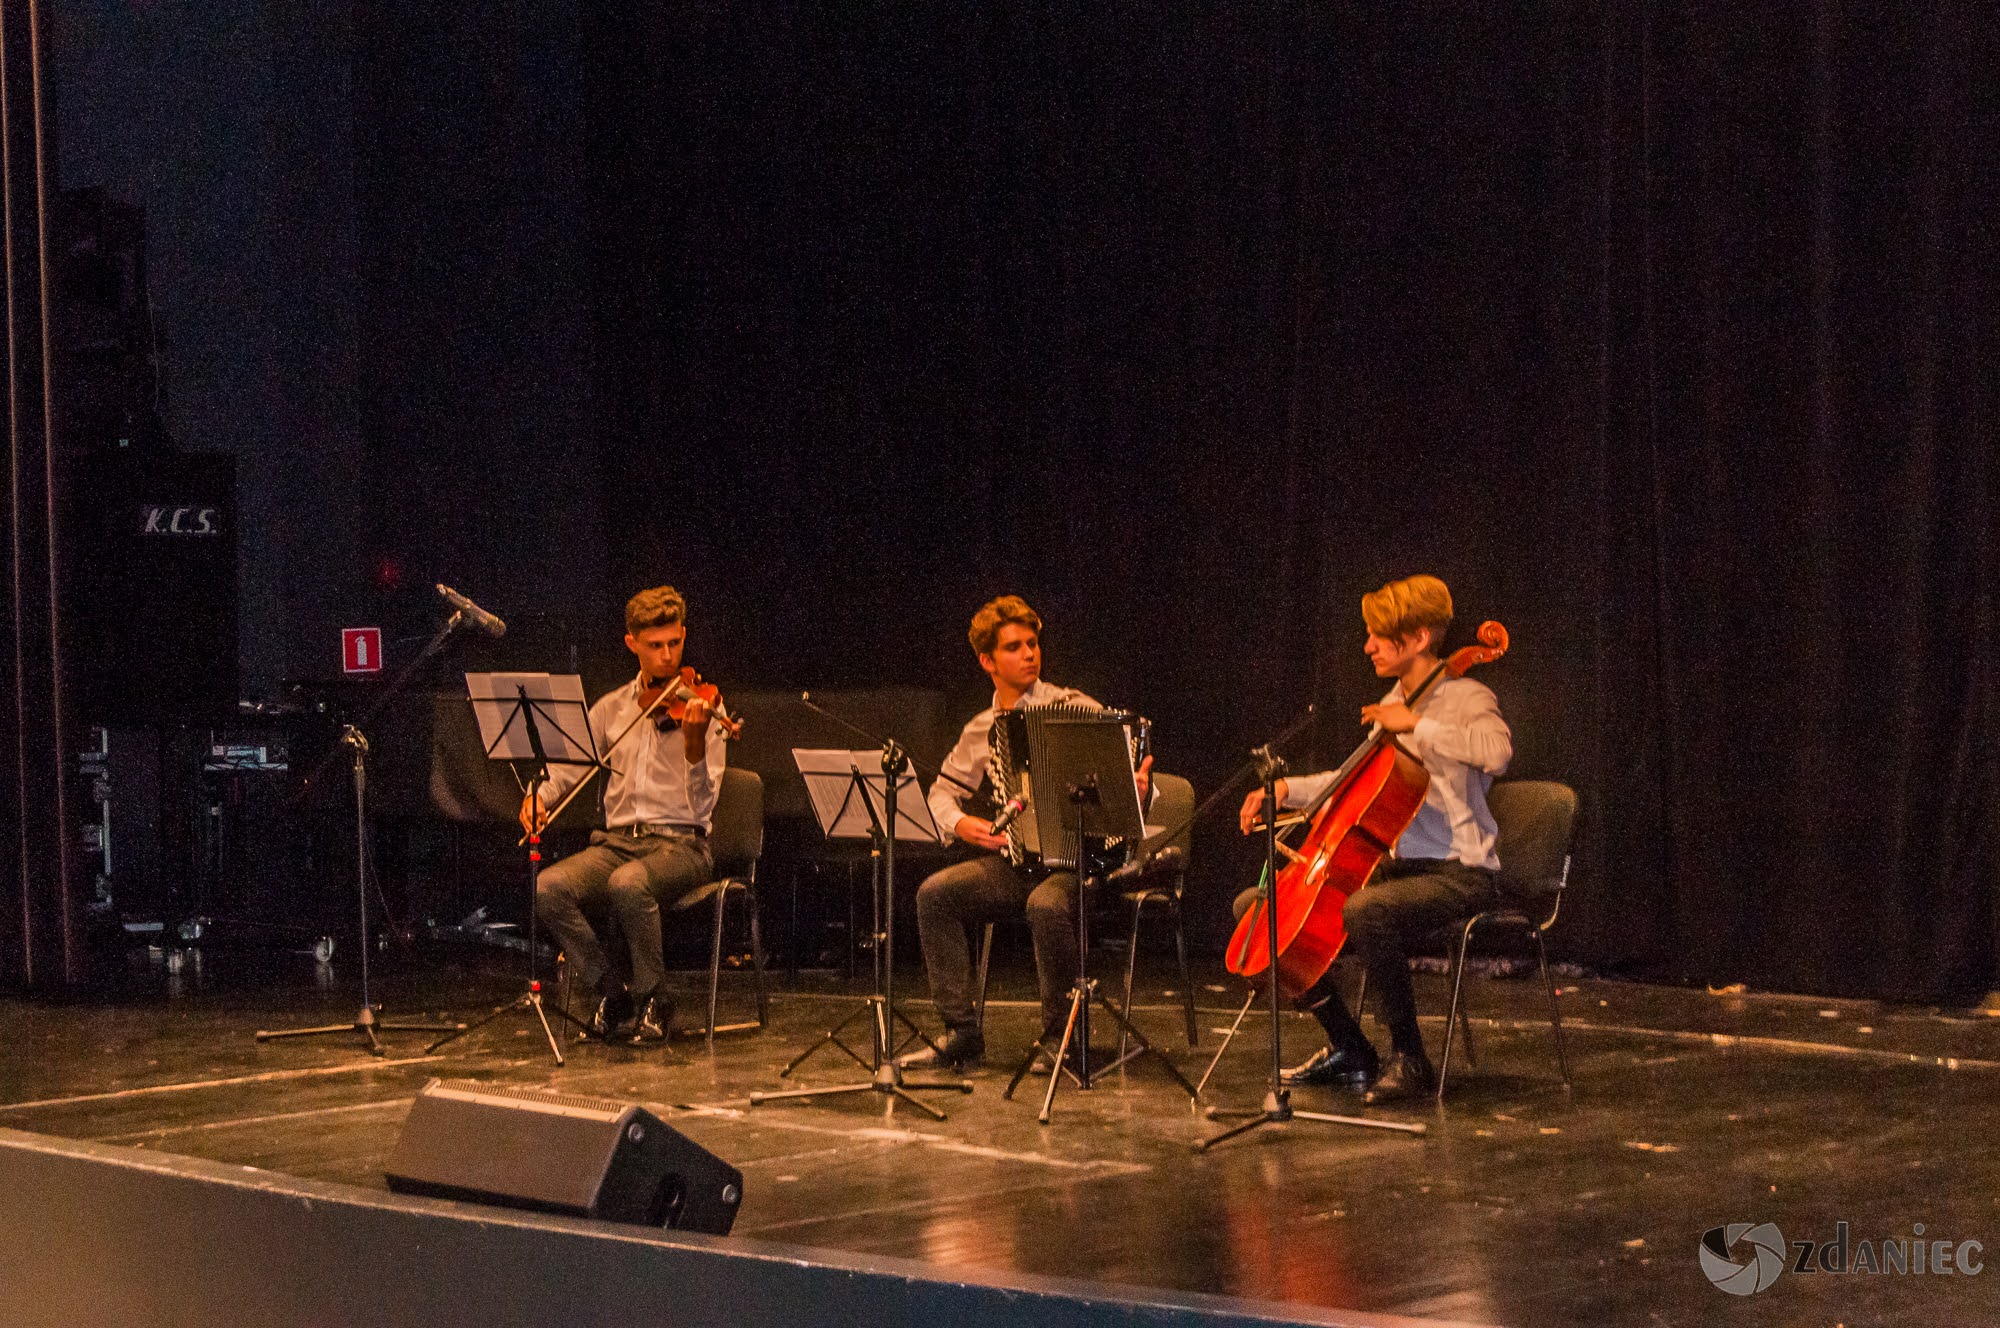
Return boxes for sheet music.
[793,748,943,844]
[466,672,598,765]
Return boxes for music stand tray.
[425,673,600,1065]
[750,748,972,1119]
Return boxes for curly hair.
[968,595,1041,656]
[624,585,688,635]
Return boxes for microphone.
[1107,844,1184,885]
[988,795,1028,836]
[437,584,506,637]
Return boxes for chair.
[971,772,1197,1047]
[1431,779,1577,1103]
[1116,772,1199,1048]
[673,767,769,1049]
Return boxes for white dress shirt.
[535,674,727,833]
[927,679,1100,846]
[1281,675,1512,870]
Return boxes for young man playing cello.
[902,595,1152,1072]
[522,585,727,1043]
[1238,574,1512,1103]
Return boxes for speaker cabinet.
[66,449,238,724]
[385,1079,742,1234]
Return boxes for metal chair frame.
[1433,854,1571,1103]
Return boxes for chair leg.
[706,884,729,1051]
[974,922,995,1028]
[1119,894,1146,1061]
[1354,968,1368,1022]
[748,879,768,1028]
[1536,930,1571,1087]
[554,952,571,1031]
[1170,895,1197,1048]
[1436,917,1478,1104]
[1446,947,1477,1069]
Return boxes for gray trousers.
[915,853,1080,1035]
[535,829,713,999]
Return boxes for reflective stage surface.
[2,945,1995,1327]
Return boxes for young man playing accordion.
[902,596,1152,1072]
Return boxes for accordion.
[987,703,1150,869]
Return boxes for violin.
[637,666,743,740]
[1227,620,1510,998]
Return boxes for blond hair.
[1361,574,1452,647]
[625,585,688,635]
[968,595,1041,656]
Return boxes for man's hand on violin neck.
[1361,701,1418,734]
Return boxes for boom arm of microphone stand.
[798,690,981,798]
[1130,703,1320,858]
[295,610,468,802]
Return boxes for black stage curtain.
[0,0,84,989]
[578,4,1996,1003]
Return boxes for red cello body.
[1226,620,1510,1000]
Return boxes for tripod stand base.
[1195,1088,1427,1150]
[1004,979,1198,1124]
[753,996,970,1120]
[750,1058,972,1122]
[256,1005,463,1059]
[424,983,584,1065]
[777,995,941,1079]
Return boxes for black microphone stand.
[1196,731,1427,1149]
[256,611,471,1056]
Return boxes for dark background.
[47,2,1998,1002]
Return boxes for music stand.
[424,673,599,1065]
[999,717,1199,1123]
[750,746,973,1119]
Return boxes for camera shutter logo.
[1701,1223,1787,1296]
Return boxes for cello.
[1225,620,1510,999]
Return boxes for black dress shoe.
[1363,1051,1437,1105]
[898,1027,984,1072]
[628,994,675,1044]
[585,985,634,1040]
[1281,1043,1381,1088]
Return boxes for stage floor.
[2,943,1996,1327]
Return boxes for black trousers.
[1235,856,1497,1059]
[914,853,1080,1035]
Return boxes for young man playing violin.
[1238,574,1512,1103]
[902,595,1153,1072]
[522,585,726,1043]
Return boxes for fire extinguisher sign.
[343,627,383,674]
